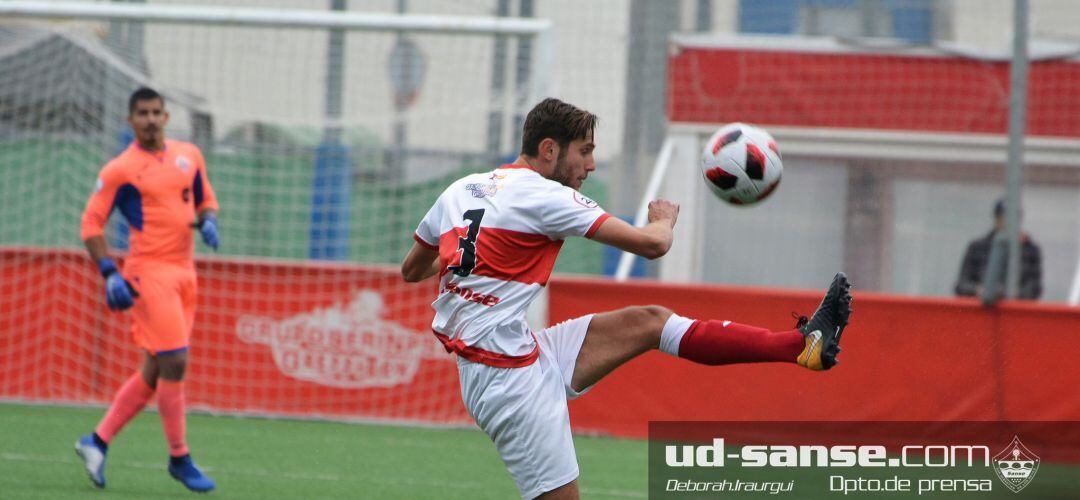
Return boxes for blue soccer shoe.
[168,454,216,493]
[74,434,107,488]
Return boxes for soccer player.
[401,98,853,499]
[74,87,219,493]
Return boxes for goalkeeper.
[74,87,218,493]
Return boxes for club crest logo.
[993,436,1039,493]
[175,155,191,172]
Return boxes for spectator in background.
[955,199,1042,300]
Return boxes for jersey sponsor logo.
[465,181,500,198]
[442,282,501,306]
[573,191,598,208]
[464,172,507,198]
[236,290,445,388]
[175,155,191,172]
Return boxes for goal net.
[0,1,569,425]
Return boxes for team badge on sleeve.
[94,178,104,193]
[573,191,598,208]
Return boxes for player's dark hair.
[520,98,597,157]
[129,87,164,114]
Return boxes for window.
[738,0,936,44]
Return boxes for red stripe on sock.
[678,320,804,365]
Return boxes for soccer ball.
[700,123,783,205]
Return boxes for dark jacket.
[955,230,1042,299]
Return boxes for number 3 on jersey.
[448,209,485,277]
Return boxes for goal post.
[0,1,554,107]
[614,133,706,284]
[0,1,563,424]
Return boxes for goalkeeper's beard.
[137,127,164,149]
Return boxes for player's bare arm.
[590,199,679,259]
[401,242,440,282]
[84,235,110,263]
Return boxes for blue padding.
[308,142,351,261]
[154,346,189,357]
[113,184,143,231]
[193,169,205,208]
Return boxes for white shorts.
[457,314,595,500]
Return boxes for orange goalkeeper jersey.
[81,139,218,268]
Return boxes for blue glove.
[198,214,219,250]
[98,258,138,311]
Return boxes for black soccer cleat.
[796,272,853,371]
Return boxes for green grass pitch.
[0,403,646,499]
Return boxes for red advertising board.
[0,248,470,425]
[3,249,1078,444]
[549,276,1080,439]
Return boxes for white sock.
[659,313,695,357]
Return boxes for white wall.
[945,0,1080,50]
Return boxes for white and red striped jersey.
[413,165,611,368]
